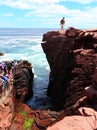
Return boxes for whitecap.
[34,75,37,78]
[45,66,50,71]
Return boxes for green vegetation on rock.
[17,107,34,130]
[19,110,27,116]
[23,118,34,130]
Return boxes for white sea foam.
[0,35,42,40]
[0,36,42,45]
[31,44,42,51]
[0,28,52,109]
[45,66,50,71]
[0,53,27,61]
[34,75,38,78]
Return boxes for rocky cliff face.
[0,60,64,130]
[9,28,97,130]
[13,60,34,104]
[1,27,97,130]
[0,60,34,130]
[42,27,97,111]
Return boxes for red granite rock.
[1,27,97,130]
[10,104,64,130]
[47,107,97,130]
[84,86,97,101]
[42,27,97,110]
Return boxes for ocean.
[0,28,55,109]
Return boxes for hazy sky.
[0,0,97,29]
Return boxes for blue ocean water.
[0,28,54,109]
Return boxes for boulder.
[47,107,97,130]
[0,52,4,56]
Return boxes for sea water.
[0,28,54,109]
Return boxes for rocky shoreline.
[1,27,97,130]
[42,27,97,129]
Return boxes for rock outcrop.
[10,103,63,130]
[0,60,34,130]
[0,52,4,56]
[41,27,97,129]
[13,60,34,104]
[42,27,97,111]
[0,60,63,130]
[47,107,97,130]
[1,27,97,130]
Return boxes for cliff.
[42,27,97,109]
[0,60,63,130]
[1,27,97,130]
[42,27,97,129]
[0,60,34,129]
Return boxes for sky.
[0,0,97,29]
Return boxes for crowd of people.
[0,61,16,95]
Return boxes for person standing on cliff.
[60,17,65,30]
